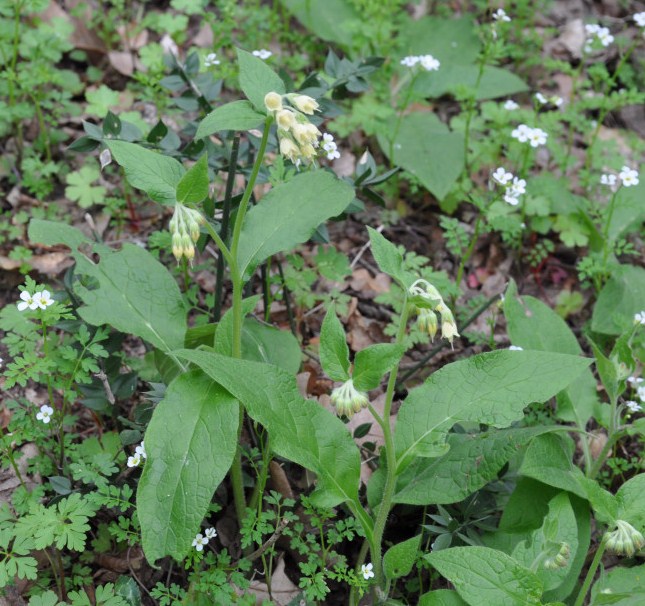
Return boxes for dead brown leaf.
[247,556,300,605]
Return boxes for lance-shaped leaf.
[196,100,266,138]
[394,350,591,471]
[320,308,351,382]
[426,547,543,606]
[175,349,361,509]
[236,170,354,276]
[176,154,209,204]
[107,140,185,205]
[367,227,407,286]
[29,220,186,353]
[237,48,285,111]
[352,343,405,391]
[137,370,239,563]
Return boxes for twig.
[245,517,290,562]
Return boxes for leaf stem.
[573,536,608,606]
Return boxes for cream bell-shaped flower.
[279,138,300,163]
[276,109,296,130]
[264,91,283,112]
[330,379,369,418]
[17,290,38,311]
[605,520,645,557]
[290,94,319,115]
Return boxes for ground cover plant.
[1,1,645,605]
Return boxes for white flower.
[290,94,319,115]
[361,562,375,580]
[527,127,548,148]
[638,385,645,402]
[619,166,639,187]
[492,167,513,185]
[192,533,209,551]
[552,96,564,107]
[503,99,519,110]
[585,24,601,36]
[635,12,645,27]
[509,345,523,351]
[504,192,520,206]
[509,177,526,195]
[625,400,642,413]
[585,24,614,50]
[135,441,147,459]
[326,147,340,160]
[600,173,617,187]
[627,376,643,385]
[33,290,54,309]
[252,49,272,60]
[634,311,645,325]
[205,527,217,539]
[36,404,54,424]
[419,54,440,71]
[511,123,532,143]
[400,55,420,67]
[492,8,511,22]
[127,453,141,468]
[321,133,340,160]
[264,91,283,112]
[597,28,614,47]
[17,290,38,311]
[535,92,548,105]
[204,53,220,67]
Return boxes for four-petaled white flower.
[400,55,419,67]
[503,177,527,205]
[511,124,531,143]
[503,99,519,110]
[634,311,645,325]
[508,345,523,351]
[635,12,645,27]
[492,167,513,185]
[36,404,54,424]
[535,92,547,105]
[252,49,272,60]
[600,173,617,187]
[361,562,375,580]
[205,527,217,539]
[34,290,54,309]
[638,385,645,402]
[527,127,548,148]
[619,166,639,187]
[17,290,38,311]
[625,400,642,413]
[419,54,440,71]
[135,441,147,459]
[627,376,644,385]
[204,53,220,67]
[584,24,614,52]
[127,453,141,468]
[192,533,209,551]
[492,8,511,22]
[321,132,341,160]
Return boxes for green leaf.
[606,175,645,242]
[419,590,468,606]
[590,562,645,605]
[616,473,645,532]
[426,546,543,606]
[65,165,107,208]
[320,308,351,382]
[236,48,285,111]
[383,534,421,580]
[196,100,266,138]
[352,343,404,391]
[176,154,209,204]
[85,85,120,117]
[592,265,645,335]
[279,0,360,47]
[504,279,599,426]
[236,170,355,275]
[107,140,185,205]
[394,350,592,471]
[28,592,60,606]
[29,220,187,354]
[378,112,464,201]
[175,350,362,510]
[115,576,141,606]
[393,427,561,505]
[241,318,302,375]
[214,295,261,356]
[366,227,406,285]
[137,370,239,563]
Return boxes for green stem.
[369,300,410,587]
[455,213,483,289]
[573,537,608,606]
[600,188,620,280]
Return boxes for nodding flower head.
[543,542,571,570]
[330,379,369,418]
[169,204,204,264]
[408,280,460,346]
[605,520,645,557]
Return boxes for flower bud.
[172,232,184,261]
[605,520,645,557]
[300,143,316,160]
[330,379,369,418]
[276,109,296,130]
[544,542,570,570]
[291,94,319,115]
[264,91,283,112]
[417,308,438,341]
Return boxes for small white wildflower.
[535,92,548,105]
[252,49,272,60]
[635,12,645,27]
[127,453,141,468]
[492,8,511,22]
[638,385,645,402]
[600,174,617,187]
[634,311,645,325]
[619,166,639,187]
[597,28,614,47]
[509,345,524,351]
[625,400,642,413]
[503,99,519,110]
[361,562,375,580]
[511,123,532,143]
[585,24,601,36]
[192,533,209,551]
[419,54,440,71]
[527,127,548,148]
[135,441,147,459]
[400,55,420,67]
[17,290,38,311]
[504,192,520,206]
[627,376,643,385]
[33,290,54,309]
[204,53,220,67]
[36,404,54,424]
[509,177,527,196]
[492,167,514,185]
[326,147,340,160]
[205,527,217,539]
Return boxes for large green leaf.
[616,473,645,532]
[137,371,239,563]
[592,265,645,335]
[504,280,599,426]
[176,154,209,204]
[419,590,468,606]
[29,220,186,354]
[106,140,185,205]
[352,343,404,391]
[426,546,543,606]
[394,350,592,471]
[236,170,355,275]
[241,318,302,375]
[590,563,645,605]
[236,48,285,111]
[320,308,351,382]
[174,349,362,509]
[378,112,464,201]
[393,427,561,505]
[607,173,645,242]
[196,100,266,138]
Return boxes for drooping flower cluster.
[169,203,205,263]
[600,166,640,189]
[36,404,54,424]
[17,289,54,311]
[127,441,147,468]
[511,124,548,148]
[330,379,369,419]
[264,91,325,166]
[192,527,217,551]
[535,92,564,108]
[584,24,614,52]
[604,520,645,557]
[491,167,527,206]
[400,54,440,71]
[252,49,272,60]
[204,53,220,67]
[543,542,570,570]
[408,279,460,345]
